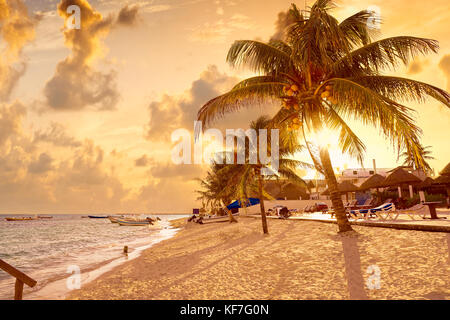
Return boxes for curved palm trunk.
[223,199,238,223]
[319,148,353,233]
[227,209,238,223]
[257,172,269,234]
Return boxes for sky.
[0,0,449,213]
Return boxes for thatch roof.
[416,177,434,189]
[264,181,309,200]
[322,181,359,195]
[359,174,385,190]
[381,168,421,187]
[440,162,450,176]
[433,175,450,185]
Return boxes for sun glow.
[297,128,354,179]
[307,128,340,150]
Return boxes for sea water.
[0,214,187,299]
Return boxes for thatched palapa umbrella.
[322,181,359,202]
[359,174,385,190]
[440,162,450,176]
[359,174,386,201]
[433,163,450,208]
[416,177,434,190]
[381,167,421,198]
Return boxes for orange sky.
[0,0,449,213]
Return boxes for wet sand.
[68,217,450,300]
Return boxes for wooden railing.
[0,259,37,300]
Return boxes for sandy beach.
[67,217,450,300]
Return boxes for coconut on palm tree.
[197,0,450,233]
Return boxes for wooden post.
[0,259,37,300]
[14,279,24,300]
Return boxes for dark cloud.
[28,153,54,174]
[438,55,450,91]
[271,9,295,41]
[407,59,429,75]
[43,0,119,111]
[135,154,151,167]
[116,4,139,26]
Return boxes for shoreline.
[67,217,450,300]
[23,222,182,300]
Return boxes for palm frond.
[339,10,379,46]
[277,167,308,189]
[327,78,424,164]
[231,75,290,90]
[198,82,284,127]
[227,40,293,74]
[279,158,314,170]
[332,36,439,76]
[322,103,366,163]
[351,76,450,108]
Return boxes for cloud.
[135,154,151,167]
[116,4,139,26]
[150,163,205,180]
[0,0,38,101]
[407,59,429,75]
[271,8,296,41]
[43,0,120,111]
[438,55,450,91]
[0,100,27,146]
[0,100,131,212]
[28,153,54,174]
[190,14,253,43]
[34,122,82,148]
[146,65,239,141]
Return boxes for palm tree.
[197,116,311,233]
[196,161,240,223]
[400,145,434,172]
[198,0,450,233]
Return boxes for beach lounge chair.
[369,203,398,220]
[354,198,375,209]
[344,199,358,210]
[349,203,395,220]
[394,204,428,220]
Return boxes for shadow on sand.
[339,233,369,300]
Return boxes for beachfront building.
[339,168,392,185]
[338,165,429,186]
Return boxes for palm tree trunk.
[319,148,353,233]
[227,209,238,223]
[223,199,237,223]
[257,172,269,234]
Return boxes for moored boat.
[5,217,37,221]
[88,215,108,219]
[116,219,151,226]
[108,216,124,223]
[116,217,159,226]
